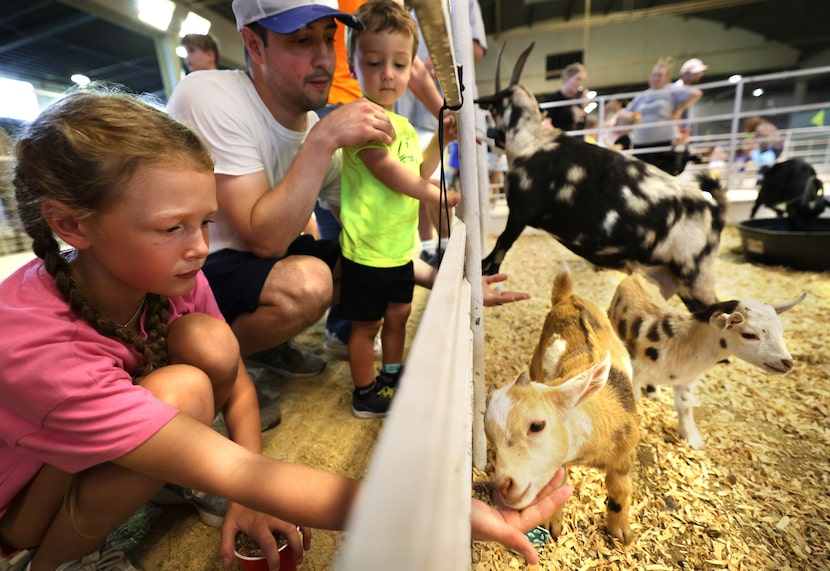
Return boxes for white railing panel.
[333,223,473,571]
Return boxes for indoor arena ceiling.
[0,0,828,101]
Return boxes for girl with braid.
[0,89,571,571]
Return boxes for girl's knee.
[141,364,216,425]
[169,313,239,375]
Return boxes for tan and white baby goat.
[608,272,805,449]
[485,264,640,545]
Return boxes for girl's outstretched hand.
[470,468,572,565]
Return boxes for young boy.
[340,0,460,418]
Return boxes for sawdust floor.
[121,227,829,570]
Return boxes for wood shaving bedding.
[475,227,830,571]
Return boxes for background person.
[625,56,702,175]
[397,0,488,268]
[180,34,219,72]
[542,62,587,132]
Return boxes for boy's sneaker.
[377,367,403,390]
[351,377,395,419]
[419,248,443,269]
[247,341,325,378]
[151,484,228,527]
[324,330,382,359]
[53,548,138,571]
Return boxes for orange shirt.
[328,0,364,105]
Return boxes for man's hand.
[482,274,530,306]
[316,98,395,150]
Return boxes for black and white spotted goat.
[476,43,728,312]
[608,272,806,449]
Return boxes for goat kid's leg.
[482,214,526,275]
[546,469,568,540]
[674,382,703,449]
[632,376,657,401]
[604,465,634,545]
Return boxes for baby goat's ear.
[711,310,744,331]
[550,352,611,411]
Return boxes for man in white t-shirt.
[167,0,395,386]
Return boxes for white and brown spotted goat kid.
[476,43,727,312]
[485,264,640,545]
[608,272,806,449]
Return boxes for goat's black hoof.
[481,261,499,276]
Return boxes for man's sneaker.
[151,484,228,527]
[213,394,282,434]
[53,548,138,571]
[351,377,395,419]
[257,393,282,431]
[324,330,382,359]
[247,341,325,378]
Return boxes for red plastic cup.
[234,540,295,571]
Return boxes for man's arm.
[218,99,395,258]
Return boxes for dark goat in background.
[752,158,827,230]
[476,43,728,312]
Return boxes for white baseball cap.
[680,58,708,75]
[232,0,363,34]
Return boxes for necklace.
[117,295,147,328]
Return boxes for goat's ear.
[711,311,744,331]
[772,291,807,314]
[474,94,498,108]
[515,372,531,386]
[552,352,610,410]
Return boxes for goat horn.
[772,291,807,314]
[494,43,505,93]
[509,42,536,87]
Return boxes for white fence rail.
[333,222,474,571]
[333,0,486,568]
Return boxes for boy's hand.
[440,113,458,144]
[445,190,461,207]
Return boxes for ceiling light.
[71,74,91,86]
[586,90,597,99]
[584,102,597,114]
[137,0,175,32]
[753,88,764,97]
[180,12,212,36]
[728,74,742,84]
[175,45,187,59]
[0,77,41,121]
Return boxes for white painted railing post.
[333,224,472,571]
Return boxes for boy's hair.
[181,33,220,62]
[13,87,214,378]
[347,0,419,64]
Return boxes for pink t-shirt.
[0,258,224,517]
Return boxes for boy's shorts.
[339,257,415,322]
[204,235,340,324]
